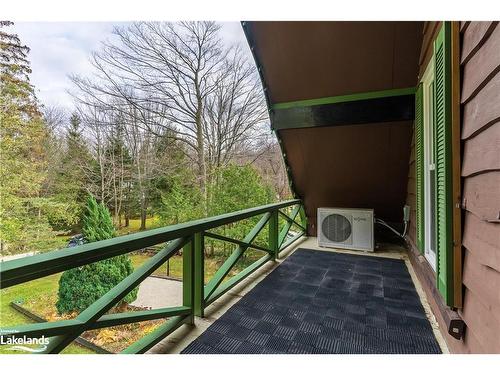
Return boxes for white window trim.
[421,57,437,271]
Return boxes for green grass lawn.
[0,274,93,354]
[116,217,161,236]
[0,253,166,354]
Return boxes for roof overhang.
[243,21,424,130]
[242,22,424,229]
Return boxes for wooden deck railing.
[0,200,306,354]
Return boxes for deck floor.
[181,248,441,354]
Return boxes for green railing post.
[269,209,279,259]
[299,205,308,233]
[193,232,205,318]
[182,237,194,325]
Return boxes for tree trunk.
[195,79,207,215]
[140,192,147,230]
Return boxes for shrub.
[56,196,138,314]
[80,195,116,242]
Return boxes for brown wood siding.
[462,172,500,221]
[460,21,497,65]
[458,22,500,353]
[461,24,500,104]
[462,68,500,139]
[463,212,500,272]
[461,123,500,176]
[404,21,500,353]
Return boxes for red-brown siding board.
[449,321,487,353]
[461,122,500,177]
[458,287,500,353]
[462,250,500,315]
[461,70,500,140]
[461,24,500,104]
[460,21,471,33]
[462,211,500,272]
[462,171,500,222]
[460,21,500,353]
[460,22,498,65]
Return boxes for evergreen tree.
[0,21,60,254]
[104,119,133,226]
[81,195,116,241]
[56,195,138,314]
[49,112,92,230]
[207,164,275,253]
[208,164,274,216]
[159,174,203,225]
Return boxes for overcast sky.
[12,22,250,110]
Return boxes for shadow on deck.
[150,238,446,354]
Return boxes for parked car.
[67,234,85,248]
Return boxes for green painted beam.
[278,210,306,231]
[95,307,191,329]
[278,205,301,248]
[0,199,300,289]
[205,254,272,306]
[41,237,190,354]
[204,231,271,254]
[182,240,194,325]
[204,213,271,301]
[272,87,417,110]
[269,209,279,260]
[0,306,192,339]
[120,314,190,354]
[299,206,308,233]
[193,232,205,317]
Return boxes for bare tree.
[42,105,68,134]
[203,46,268,173]
[74,101,113,203]
[69,21,268,212]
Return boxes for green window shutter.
[414,83,425,253]
[433,22,454,306]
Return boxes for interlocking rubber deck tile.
[181,249,441,354]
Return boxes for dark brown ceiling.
[279,122,413,232]
[244,22,424,234]
[246,21,424,104]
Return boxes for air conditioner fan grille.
[322,214,352,242]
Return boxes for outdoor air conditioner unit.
[317,207,374,251]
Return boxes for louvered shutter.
[433,22,454,306]
[414,84,424,254]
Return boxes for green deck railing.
[0,199,306,354]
